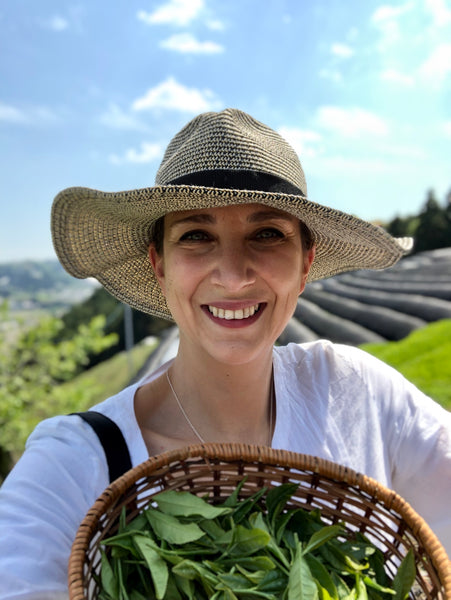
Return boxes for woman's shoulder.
[273,339,421,396]
[274,339,382,371]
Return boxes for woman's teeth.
[208,304,260,320]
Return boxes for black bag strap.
[72,411,132,483]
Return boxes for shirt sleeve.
[0,415,110,599]
[346,346,451,557]
[386,375,451,557]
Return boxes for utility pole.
[123,303,134,377]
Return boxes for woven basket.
[69,443,451,599]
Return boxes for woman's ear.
[148,244,166,293]
[299,246,316,294]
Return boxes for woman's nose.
[210,243,256,291]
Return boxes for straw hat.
[51,108,412,320]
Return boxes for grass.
[361,319,451,411]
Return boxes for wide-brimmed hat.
[51,108,412,320]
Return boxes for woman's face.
[149,203,315,367]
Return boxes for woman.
[0,108,450,599]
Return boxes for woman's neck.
[166,341,275,443]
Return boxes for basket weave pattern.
[68,444,451,599]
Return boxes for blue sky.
[1,0,450,262]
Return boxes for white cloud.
[381,68,414,85]
[0,102,59,125]
[109,142,163,165]
[331,43,354,58]
[424,0,451,27]
[317,106,389,137]
[46,15,69,31]
[419,43,451,83]
[0,102,27,123]
[99,104,148,131]
[38,8,84,33]
[372,3,411,22]
[278,127,322,158]
[206,19,225,31]
[132,77,222,113]
[160,33,223,54]
[444,121,451,138]
[371,1,414,45]
[137,0,204,27]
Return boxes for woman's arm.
[0,415,109,599]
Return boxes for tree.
[414,189,450,253]
[0,306,117,480]
[385,188,451,254]
[60,287,171,368]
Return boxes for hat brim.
[51,184,409,319]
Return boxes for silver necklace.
[166,369,274,445]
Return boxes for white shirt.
[0,341,450,599]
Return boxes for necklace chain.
[166,370,274,446]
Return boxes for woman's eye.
[180,230,210,242]
[256,228,284,240]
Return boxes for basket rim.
[68,443,451,597]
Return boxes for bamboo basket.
[69,443,451,599]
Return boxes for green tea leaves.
[98,484,416,600]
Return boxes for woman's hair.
[150,215,315,255]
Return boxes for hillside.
[0,259,98,313]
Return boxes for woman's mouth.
[206,303,261,320]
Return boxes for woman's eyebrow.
[247,210,295,223]
[169,209,295,228]
[169,214,216,227]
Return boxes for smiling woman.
[0,108,450,599]
[146,203,313,376]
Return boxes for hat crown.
[155,108,307,196]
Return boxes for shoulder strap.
[72,411,132,483]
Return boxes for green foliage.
[0,308,118,478]
[60,287,171,368]
[57,339,158,412]
[385,188,451,253]
[97,485,415,599]
[361,320,451,410]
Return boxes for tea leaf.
[145,508,205,544]
[266,483,298,529]
[288,543,318,600]
[392,550,416,600]
[303,525,345,556]
[155,490,231,519]
[133,535,169,599]
[218,524,271,557]
[100,551,118,599]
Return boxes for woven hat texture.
[51,108,411,320]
